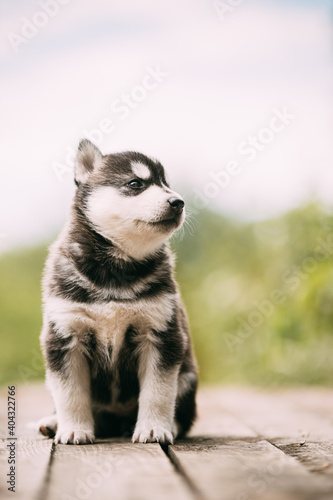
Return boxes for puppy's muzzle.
[168,197,185,215]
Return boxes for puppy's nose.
[168,197,185,214]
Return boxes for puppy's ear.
[74,139,103,185]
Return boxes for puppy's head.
[74,139,185,260]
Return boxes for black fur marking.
[82,332,113,405]
[52,264,96,303]
[95,152,169,189]
[81,329,97,363]
[51,262,175,304]
[91,369,113,405]
[65,211,170,291]
[153,312,185,370]
[117,326,140,403]
[45,322,72,373]
[48,210,176,303]
[93,409,137,438]
[74,248,166,290]
[137,278,176,299]
[90,327,140,406]
[175,377,197,437]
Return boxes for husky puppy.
[38,139,197,445]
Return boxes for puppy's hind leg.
[174,371,197,438]
[38,414,58,438]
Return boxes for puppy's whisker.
[182,216,196,237]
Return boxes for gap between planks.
[35,442,56,500]
[161,443,205,500]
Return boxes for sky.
[1,0,333,252]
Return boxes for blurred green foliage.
[1,203,333,387]
[0,245,48,386]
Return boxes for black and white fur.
[39,139,197,445]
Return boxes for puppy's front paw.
[132,422,174,444]
[54,426,95,445]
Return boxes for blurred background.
[1,0,333,387]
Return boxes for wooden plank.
[170,387,333,500]
[46,439,194,500]
[0,383,55,439]
[170,436,333,500]
[0,384,54,500]
[189,389,257,438]
[208,387,333,440]
[0,437,53,500]
[2,384,333,500]
[278,387,333,416]
[255,387,333,478]
[271,438,333,476]
[16,383,55,435]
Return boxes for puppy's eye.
[127,179,143,189]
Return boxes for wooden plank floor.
[1,385,333,500]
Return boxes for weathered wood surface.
[1,384,333,500]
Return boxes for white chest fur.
[43,294,176,360]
